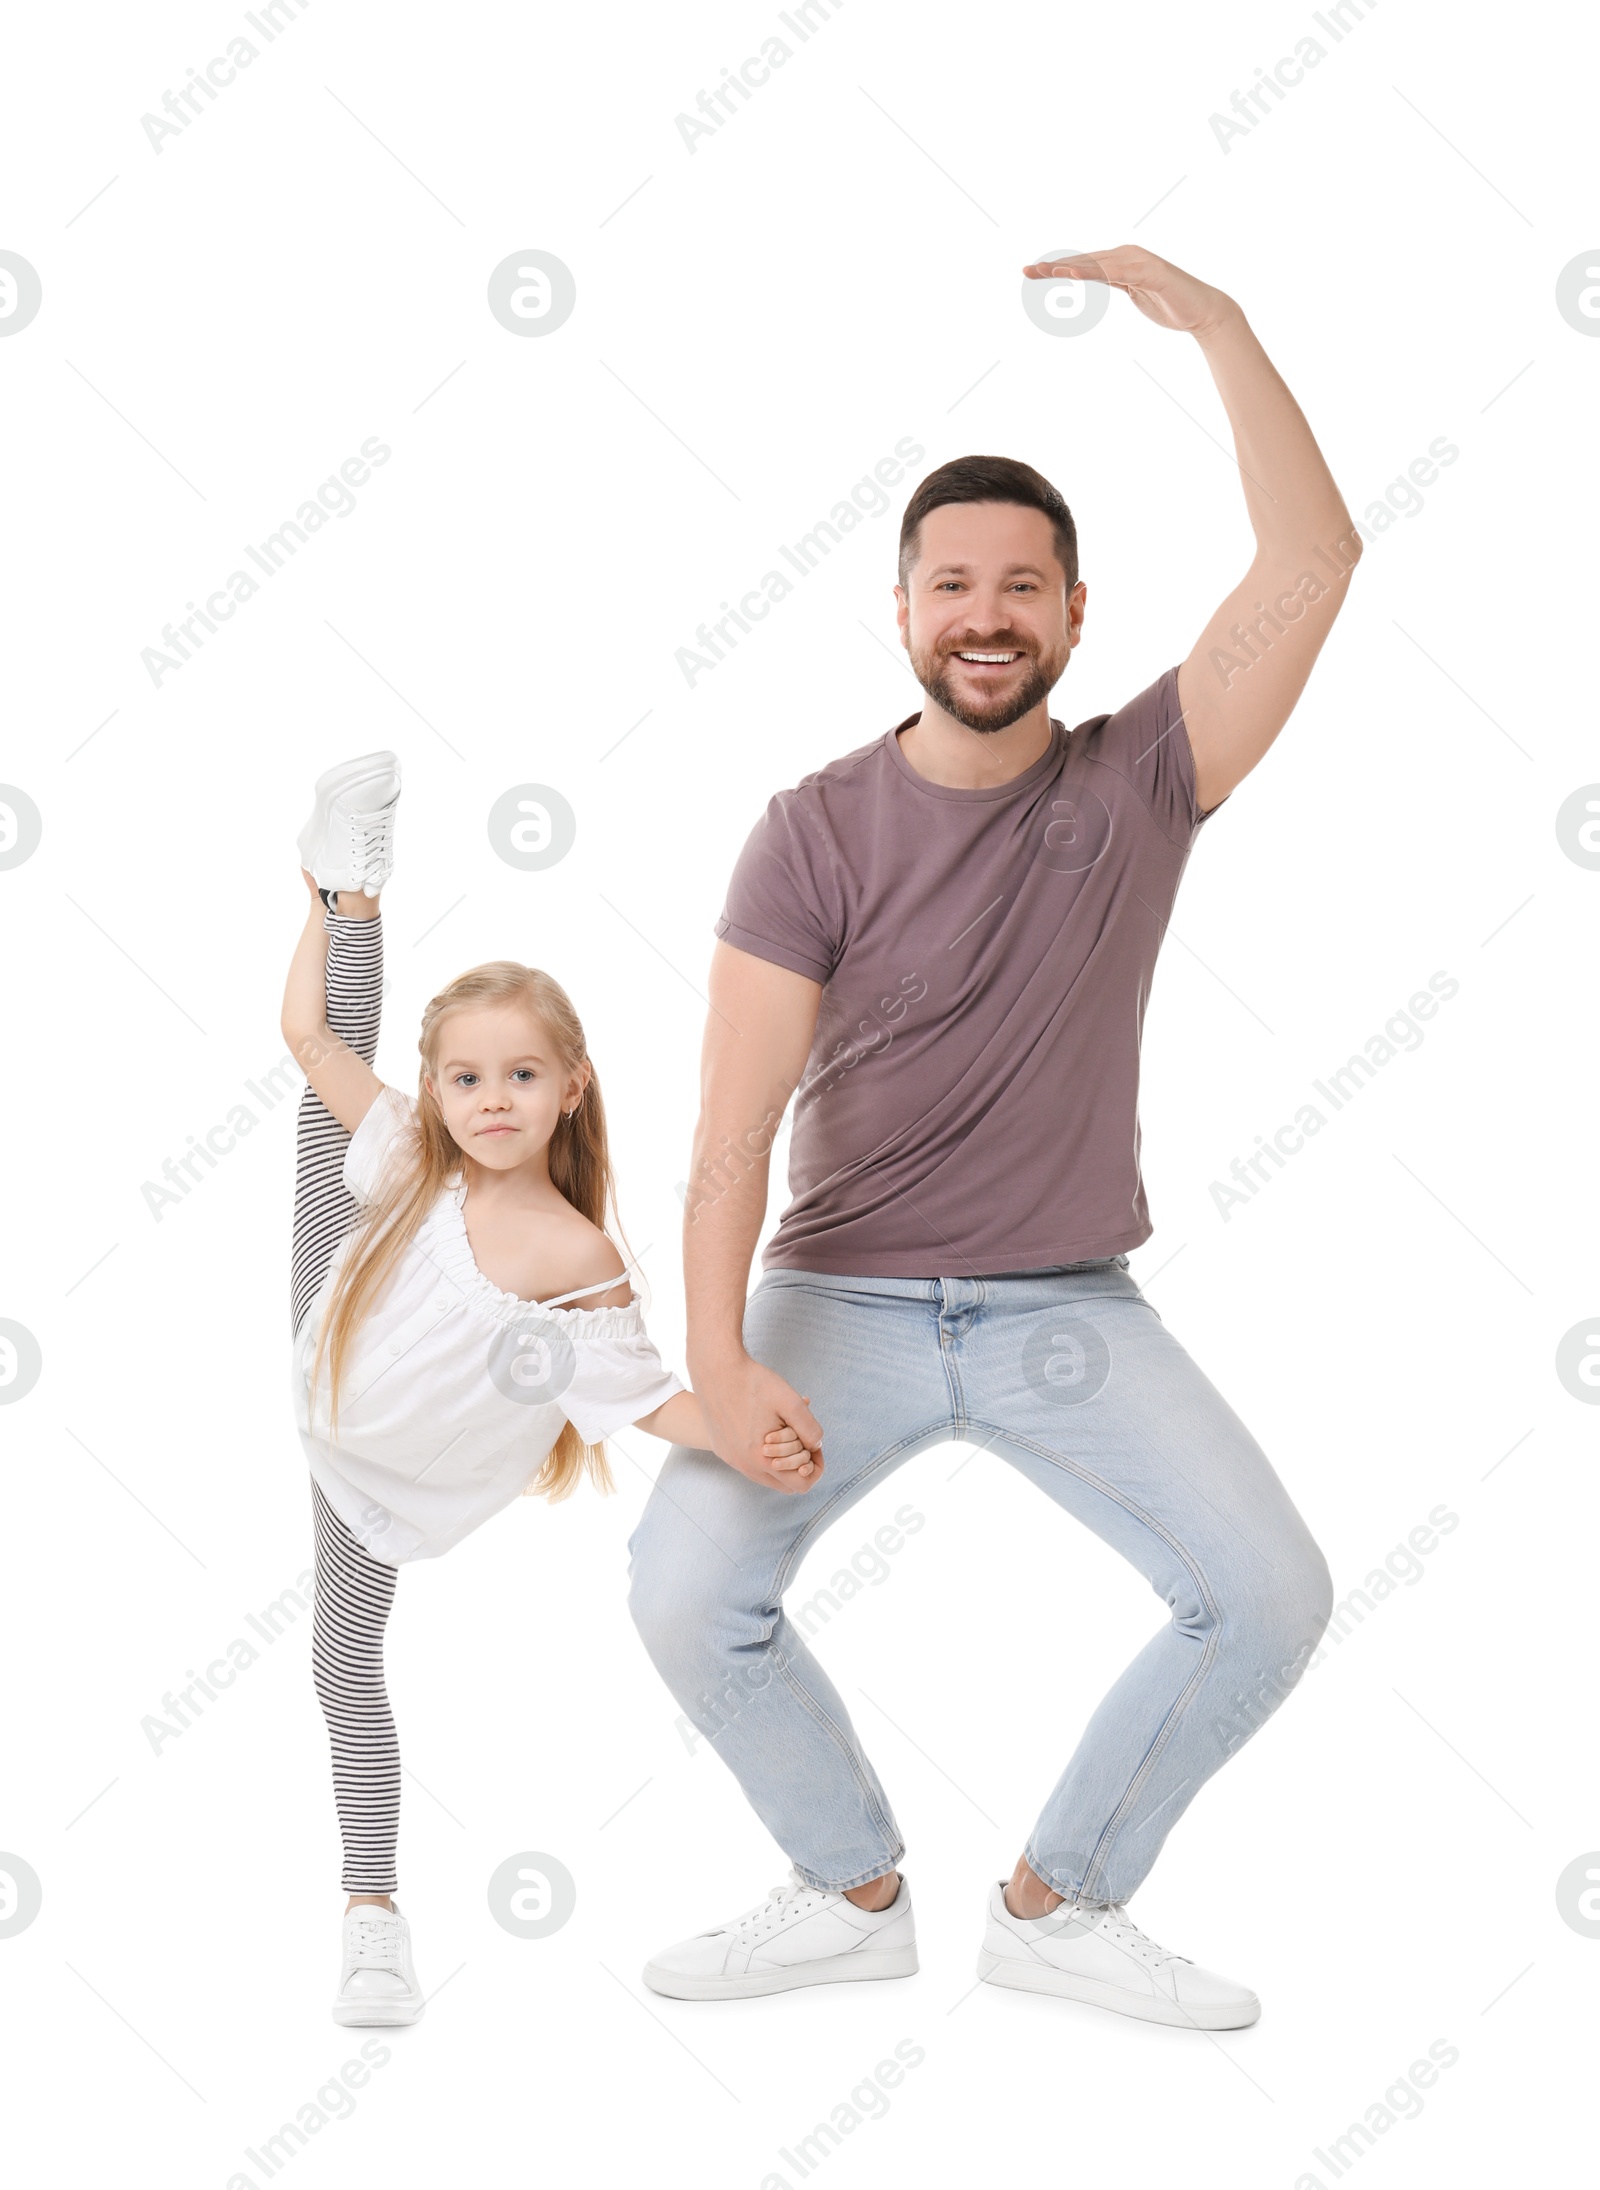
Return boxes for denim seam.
[940,1335,968,1429]
[934,1280,977,1426]
[976,1422,1225,1903]
[768,1426,949,1598]
[762,1423,953,1875]
[765,1651,902,1865]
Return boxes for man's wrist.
[1192,294,1250,352]
[687,1337,751,1382]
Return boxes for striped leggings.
[293,908,404,1894]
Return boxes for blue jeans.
[628,1262,1333,1902]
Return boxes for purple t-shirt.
[714,667,1218,1277]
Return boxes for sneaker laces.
[729,1869,820,1939]
[345,802,396,892]
[1090,1901,1188,1969]
[345,1911,404,1971]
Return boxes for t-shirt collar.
[884,711,1066,802]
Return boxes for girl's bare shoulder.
[543,1206,630,1302]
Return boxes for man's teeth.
[957,650,1019,662]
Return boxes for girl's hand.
[761,1421,818,1479]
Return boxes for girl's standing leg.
[291,896,403,1903]
[312,1480,401,1895]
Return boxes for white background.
[2,0,1595,2182]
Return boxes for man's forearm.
[1195,305,1355,560]
[682,1112,777,1374]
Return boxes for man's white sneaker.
[643,1868,918,2000]
[332,1900,425,2027]
[298,752,401,899]
[975,1882,1259,2030]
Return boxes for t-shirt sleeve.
[1084,665,1222,842]
[559,1318,686,1443]
[713,790,842,985]
[342,1085,418,1207]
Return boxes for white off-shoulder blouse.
[291,1086,683,1564]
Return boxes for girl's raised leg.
[288,891,405,1918]
[290,895,384,1338]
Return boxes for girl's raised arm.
[280,871,385,1136]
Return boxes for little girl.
[281,751,811,2028]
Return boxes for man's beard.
[908,635,1069,734]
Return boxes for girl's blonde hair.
[309,961,627,1500]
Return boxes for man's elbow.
[1331,509,1365,572]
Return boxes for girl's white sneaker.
[332,1900,425,2027]
[297,752,401,898]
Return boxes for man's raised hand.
[1022,246,1237,340]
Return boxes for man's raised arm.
[682,940,827,1493]
[1024,246,1362,812]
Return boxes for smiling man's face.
[895,500,1084,734]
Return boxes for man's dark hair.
[897,454,1078,593]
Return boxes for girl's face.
[423,1002,588,1172]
